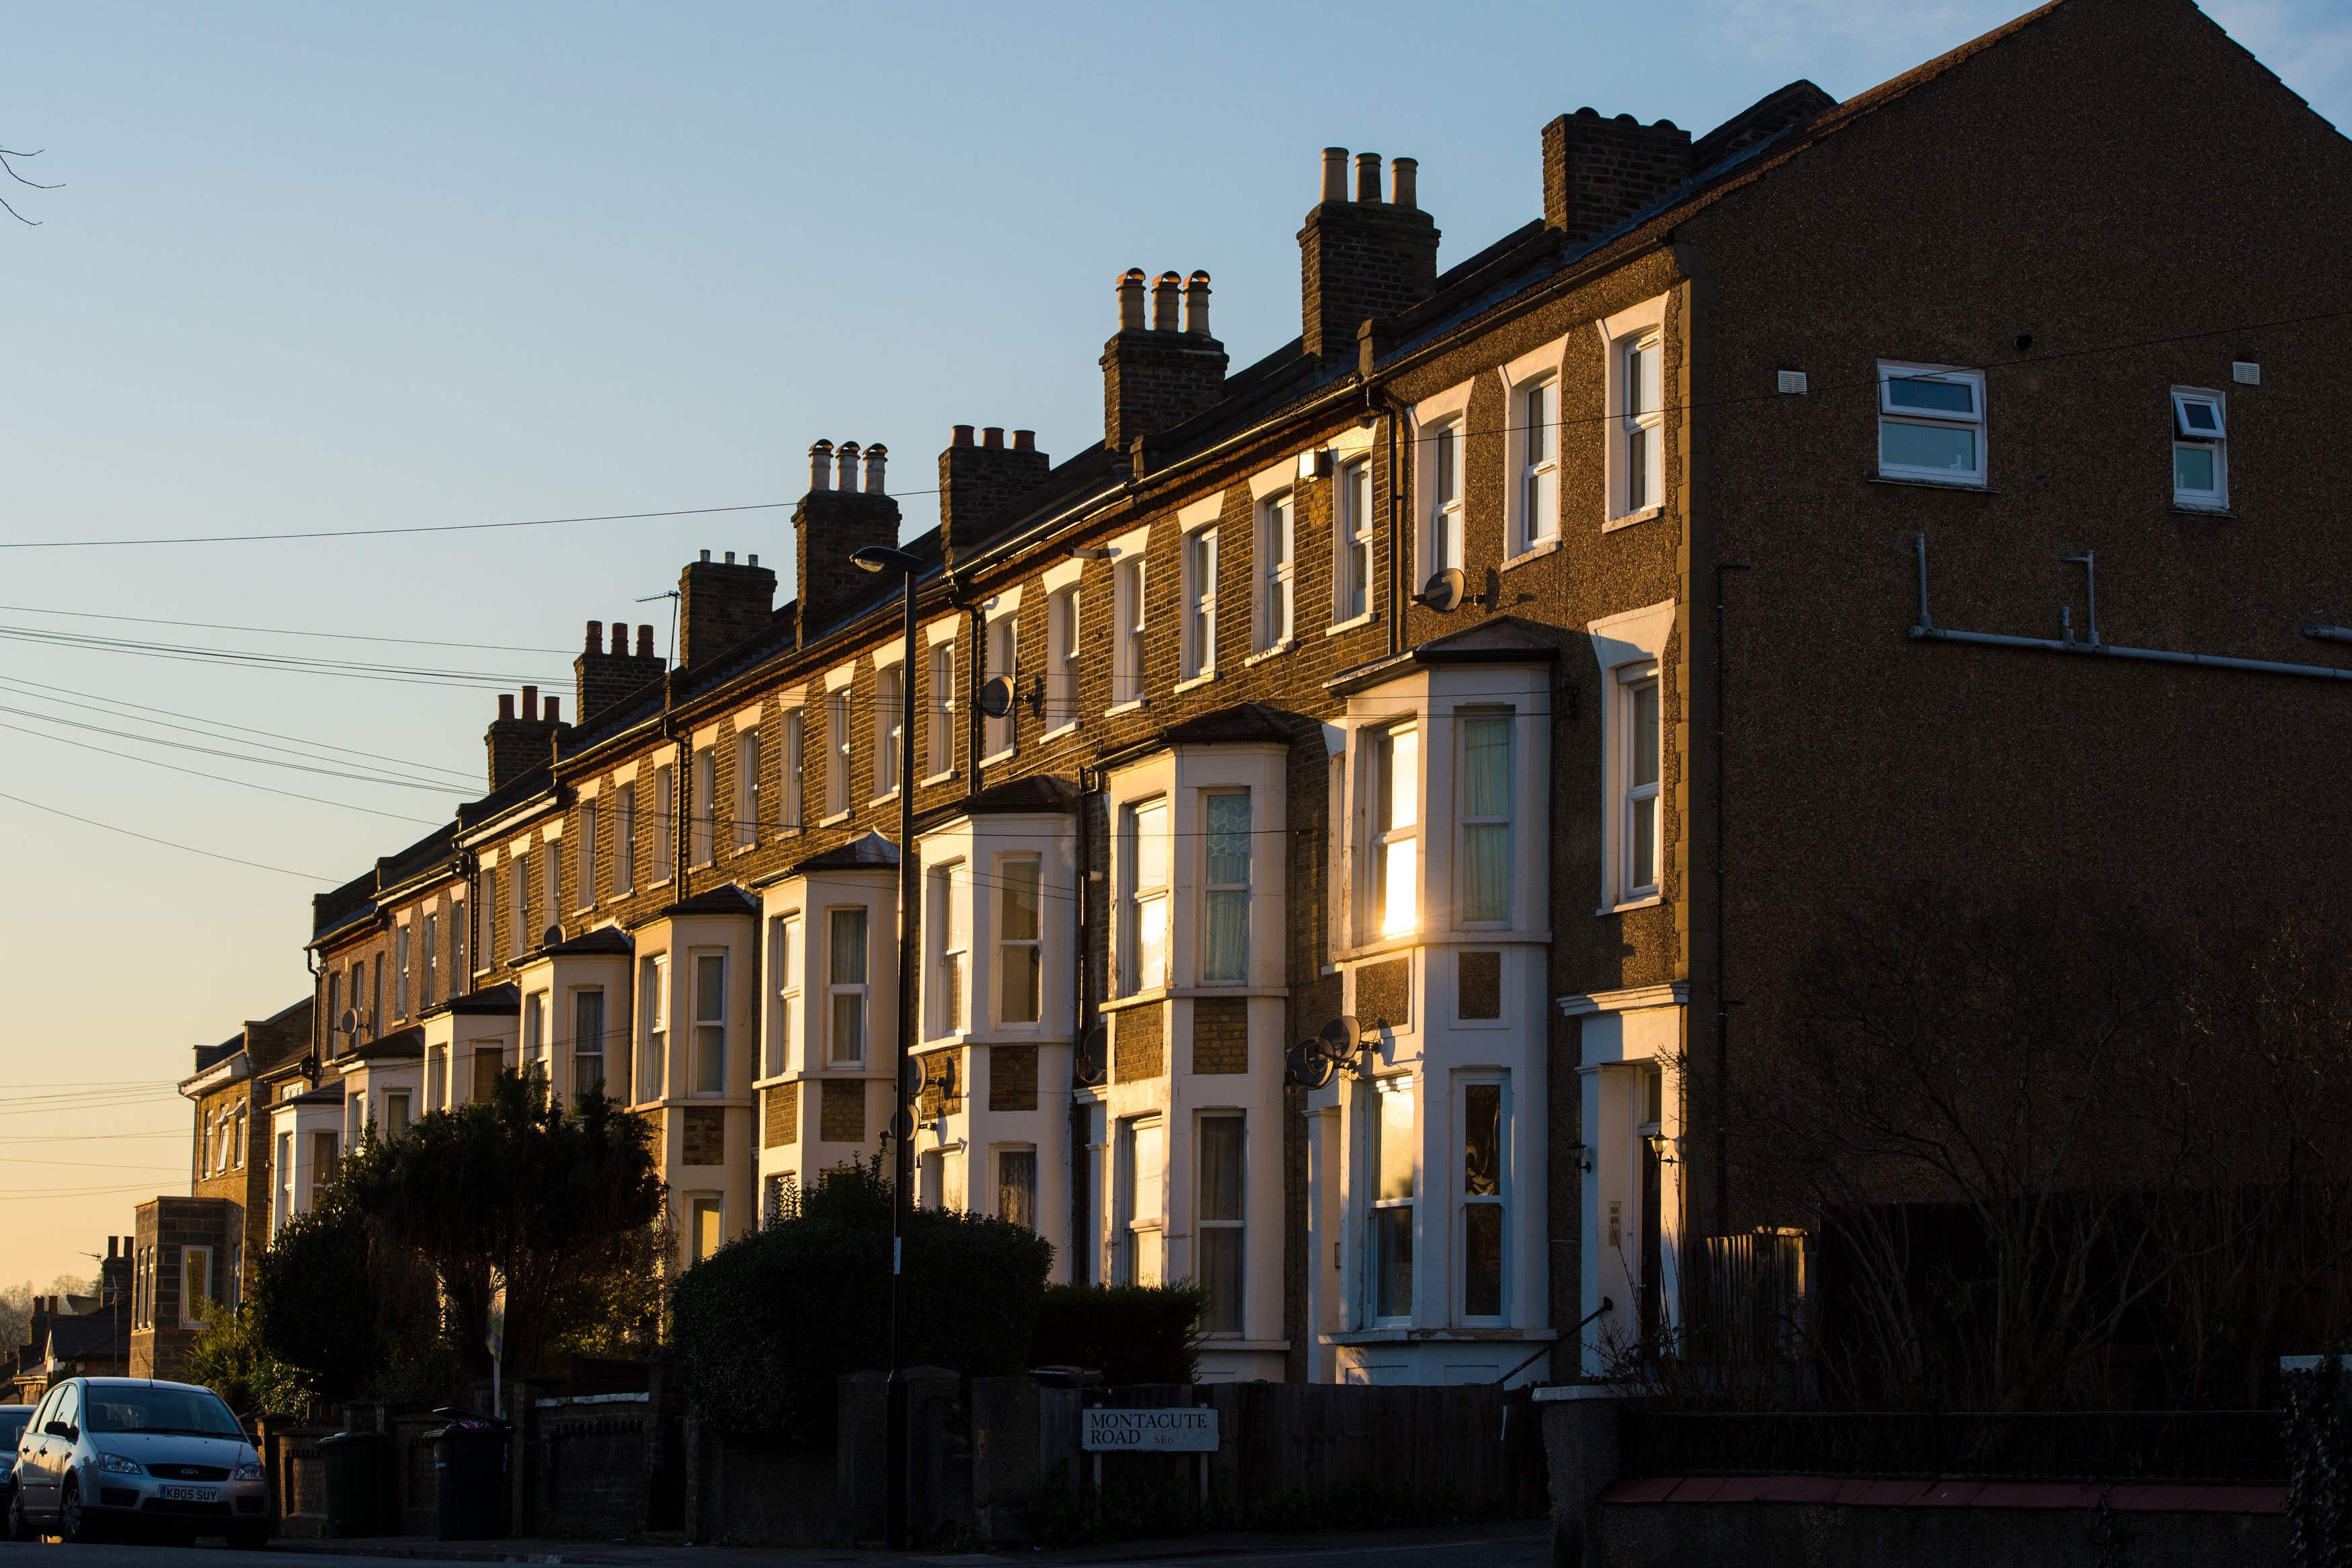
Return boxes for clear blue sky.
[2,0,2345,1287]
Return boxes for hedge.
[1029,1284,1203,1386]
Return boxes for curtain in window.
[1462,715,1513,922]
[1203,793,1251,982]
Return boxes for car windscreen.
[0,1413,26,1447]
[83,1388,243,1439]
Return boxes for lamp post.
[850,543,923,1549]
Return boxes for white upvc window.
[1258,492,1294,650]
[1046,588,1080,732]
[1460,711,1514,924]
[615,783,637,894]
[1427,420,1464,573]
[931,863,967,1037]
[1198,1112,1245,1334]
[767,914,799,1076]
[1183,526,1218,678]
[383,1090,411,1142]
[454,896,468,979]
[652,762,675,884]
[1115,559,1148,707]
[542,845,558,934]
[691,745,715,865]
[997,855,1043,1025]
[1617,334,1664,514]
[422,913,438,1007]
[1458,1074,1507,1323]
[826,691,851,816]
[1338,458,1374,623]
[1202,789,1250,984]
[1366,1076,1415,1325]
[690,1193,724,1261]
[1877,361,1986,485]
[573,988,606,1100]
[928,645,956,775]
[828,906,868,1064]
[736,728,762,848]
[1121,796,1171,994]
[875,664,904,797]
[577,801,598,906]
[996,1145,1037,1229]
[2172,387,2228,508]
[508,858,527,958]
[524,988,546,1072]
[1517,377,1560,551]
[781,708,805,828]
[692,951,726,1095]
[984,617,1017,759]
[395,923,411,1019]
[1619,664,1663,900]
[1115,1114,1165,1286]
[1370,723,1420,940]
[639,954,668,1100]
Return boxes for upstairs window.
[652,762,675,884]
[1259,492,1293,650]
[1338,458,1374,623]
[928,645,955,775]
[1202,790,1251,983]
[1122,796,1170,994]
[736,728,762,847]
[1115,559,1148,706]
[422,913,439,1008]
[1460,713,1514,923]
[2172,388,2228,508]
[826,691,851,816]
[578,799,599,904]
[984,617,1018,758]
[1619,335,1664,514]
[395,924,411,1019]
[781,709,804,828]
[1046,588,1079,732]
[692,953,726,1095]
[615,783,636,894]
[1372,723,1420,940]
[828,908,868,1064]
[542,845,558,935]
[455,896,469,978]
[1427,421,1464,572]
[1877,362,1986,485]
[998,855,1042,1025]
[1620,666,1663,900]
[1518,377,1559,551]
[508,861,526,959]
[875,664,904,797]
[691,746,715,865]
[1183,527,1218,678]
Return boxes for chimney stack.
[578,618,668,726]
[678,549,779,668]
[793,437,901,645]
[940,422,1051,567]
[1101,266,1228,463]
[485,684,570,793]
[1298,147,1440,360]
[1542,109,1692,245]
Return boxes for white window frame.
[542,841,559,936]
[736,727,762,849]
[1590,598,1675,912]
[1196,1111,1247,1335]
[927,644,956,777]
[931,863,967,1039]
[572,986,606,1101]
[1045,587,1081,736]
[1427,420,1464,574]
[873,662,904,801]
[827,906,869,1066]
[1183,525,1218,680]
[394,923,411,1019]
[652,762,675,886]
[2171,387,2228,509]
[1257,492,1293,653]
[1456,1071,1509,1325]
[422,912,438,1007]
[639,953,668,1102]
[1366,1075,1416,1327]
[1337,457,1374,624]
[984,615,1018,760]
[1597,297,1670,526]
[691,745,715,866]
[1876,360,1987,487]
[1200,787,1251,984]
[1512,375,1561,553]
[524,988,547,1072]
[781,708,805,828]
[508,857,527,959]
[826,691,851,817]
[1367,722,1420,941]
[1120,796,1171,995]
[577,800,598,908]
[996,853,1043,1027]
[615,782,637,894]
[1114,558,1148,708]
[1618,665,1663,904]
[1114,1114,1165,1287]
[766,913,799,1077]
[691,949,727,1097]
[689,1192,725,1261]
[1457,709,1516,927]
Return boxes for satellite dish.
[1072,1023,1107,1087]
[543,924,563,949]
[336,1009,360,1037]
[977,676,1013,719]
[1315,1015,1363,1064]
[1285,1042,1335,1091]
[902,1059,926,1101]
[1414,568,1466,614]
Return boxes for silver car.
[9,1376,270,1546]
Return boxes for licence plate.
[160,1485,218,1503]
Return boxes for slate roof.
[787,832,900,877]
[423,982,520,1019]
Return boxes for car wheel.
[5,1487,34,1542]
[228,1524,270,1552]
[57,1476,102,1544]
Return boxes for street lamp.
[850,543,922,1549]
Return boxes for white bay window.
[1202,790,1250,982]
[1460,713,1513,923]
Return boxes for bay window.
[692,953,726,1095]
[1116,1115,1164,1286]
[1199,1113,1245,1334]
[998,856,1042,1025]
[523,990,545,1074]
[574,988,606,1099]
[1121,797,1170,993]
[639,955,667,1099]
[998,1147,1037,1230]
[1460,1078,1505,1320]
[1368,1078,1415,1323]
[1460,713,1513,923]
[828,908,868,1064]
[1371,723,1420,939]
[932,864,967,1035]
[767,914,799,1076]
[1202,790,1250,982]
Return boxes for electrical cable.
[0,788,334,881]
[0,603,578,656]
[0,703,464,792]
[0,718,448,824]
[0,625,561,689]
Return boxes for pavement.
[0,1520,1551,1568]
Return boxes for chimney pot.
[1392,157,1419,210]
[808,440,834,492]
[108,1237,118,1259]
[584,619,602,652]
[1150,271,1181,331]
[499,693,516,721]
[952,424,975,446]
[1117,267,1147,331]
[611,621,627,654]
[1184,270,1212,336]
[700,549,711,563]
[1321,147,1349,204]
[522,684,539,721]
[863,442,887,495]
[1356,152,1382,203]
[982,426,1004,448]
[748,552,758,567]
[544,695,560,723]
[836,441,861,494]
[1013,428,1035,452]
[637,625,656,658]
[724,550,736,565]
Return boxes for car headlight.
[95,1452,145,1476]
[234,1461,265,1481]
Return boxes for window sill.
[817,811,853,829]
[1870,473,1995,494]
[1173,671,1218,694]
[1323,1327,1553,1345]
[1325,611,1378,637]
[1040,721,1081,745]
[732,842,759,857]
[1602,505,1663,534]
[1502,536,1563,567]
[867,790,901,809]
[2172,502,2233,516]
[981,746,1017,769]
[921,769,957,788]
[1600,894,1663,916]
[1242,641,1294,668]
[1099,988,1169,1014]
[1106,698,1149,717]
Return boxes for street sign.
[1081,1407,1219,1452]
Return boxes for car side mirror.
[43,1421,73,1440]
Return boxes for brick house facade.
[259,0,2351,1384]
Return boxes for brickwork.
[820,1078,865,1144]
[917,1048,959,1123]
[1542,110,1694,243]
[988,1045,1038,1111]
[574,620,668,726]
[764,1083,797,1148]
[792,492,899,644]
[1113,1004,1163,1082]
[1101,327,1230,457]
[939,429,1052,565]
[682,1106,726,1167]
[678,555,777,670]
[1300,198,1439,359]
[1189,996,1249,1074]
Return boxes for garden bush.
[1029,1282,1202,1385]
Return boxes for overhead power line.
[0,719,448,824]
[0,703,464,792]
[0,788,333,881]
[0,604,577,656]
[0,625,561,691]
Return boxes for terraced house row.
[168,0,2352,1388]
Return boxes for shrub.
[184,1298,314,1421]
[672,1158,1054,1448]
[253,1201,386,1401]
[1029,1284,1202,1385]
